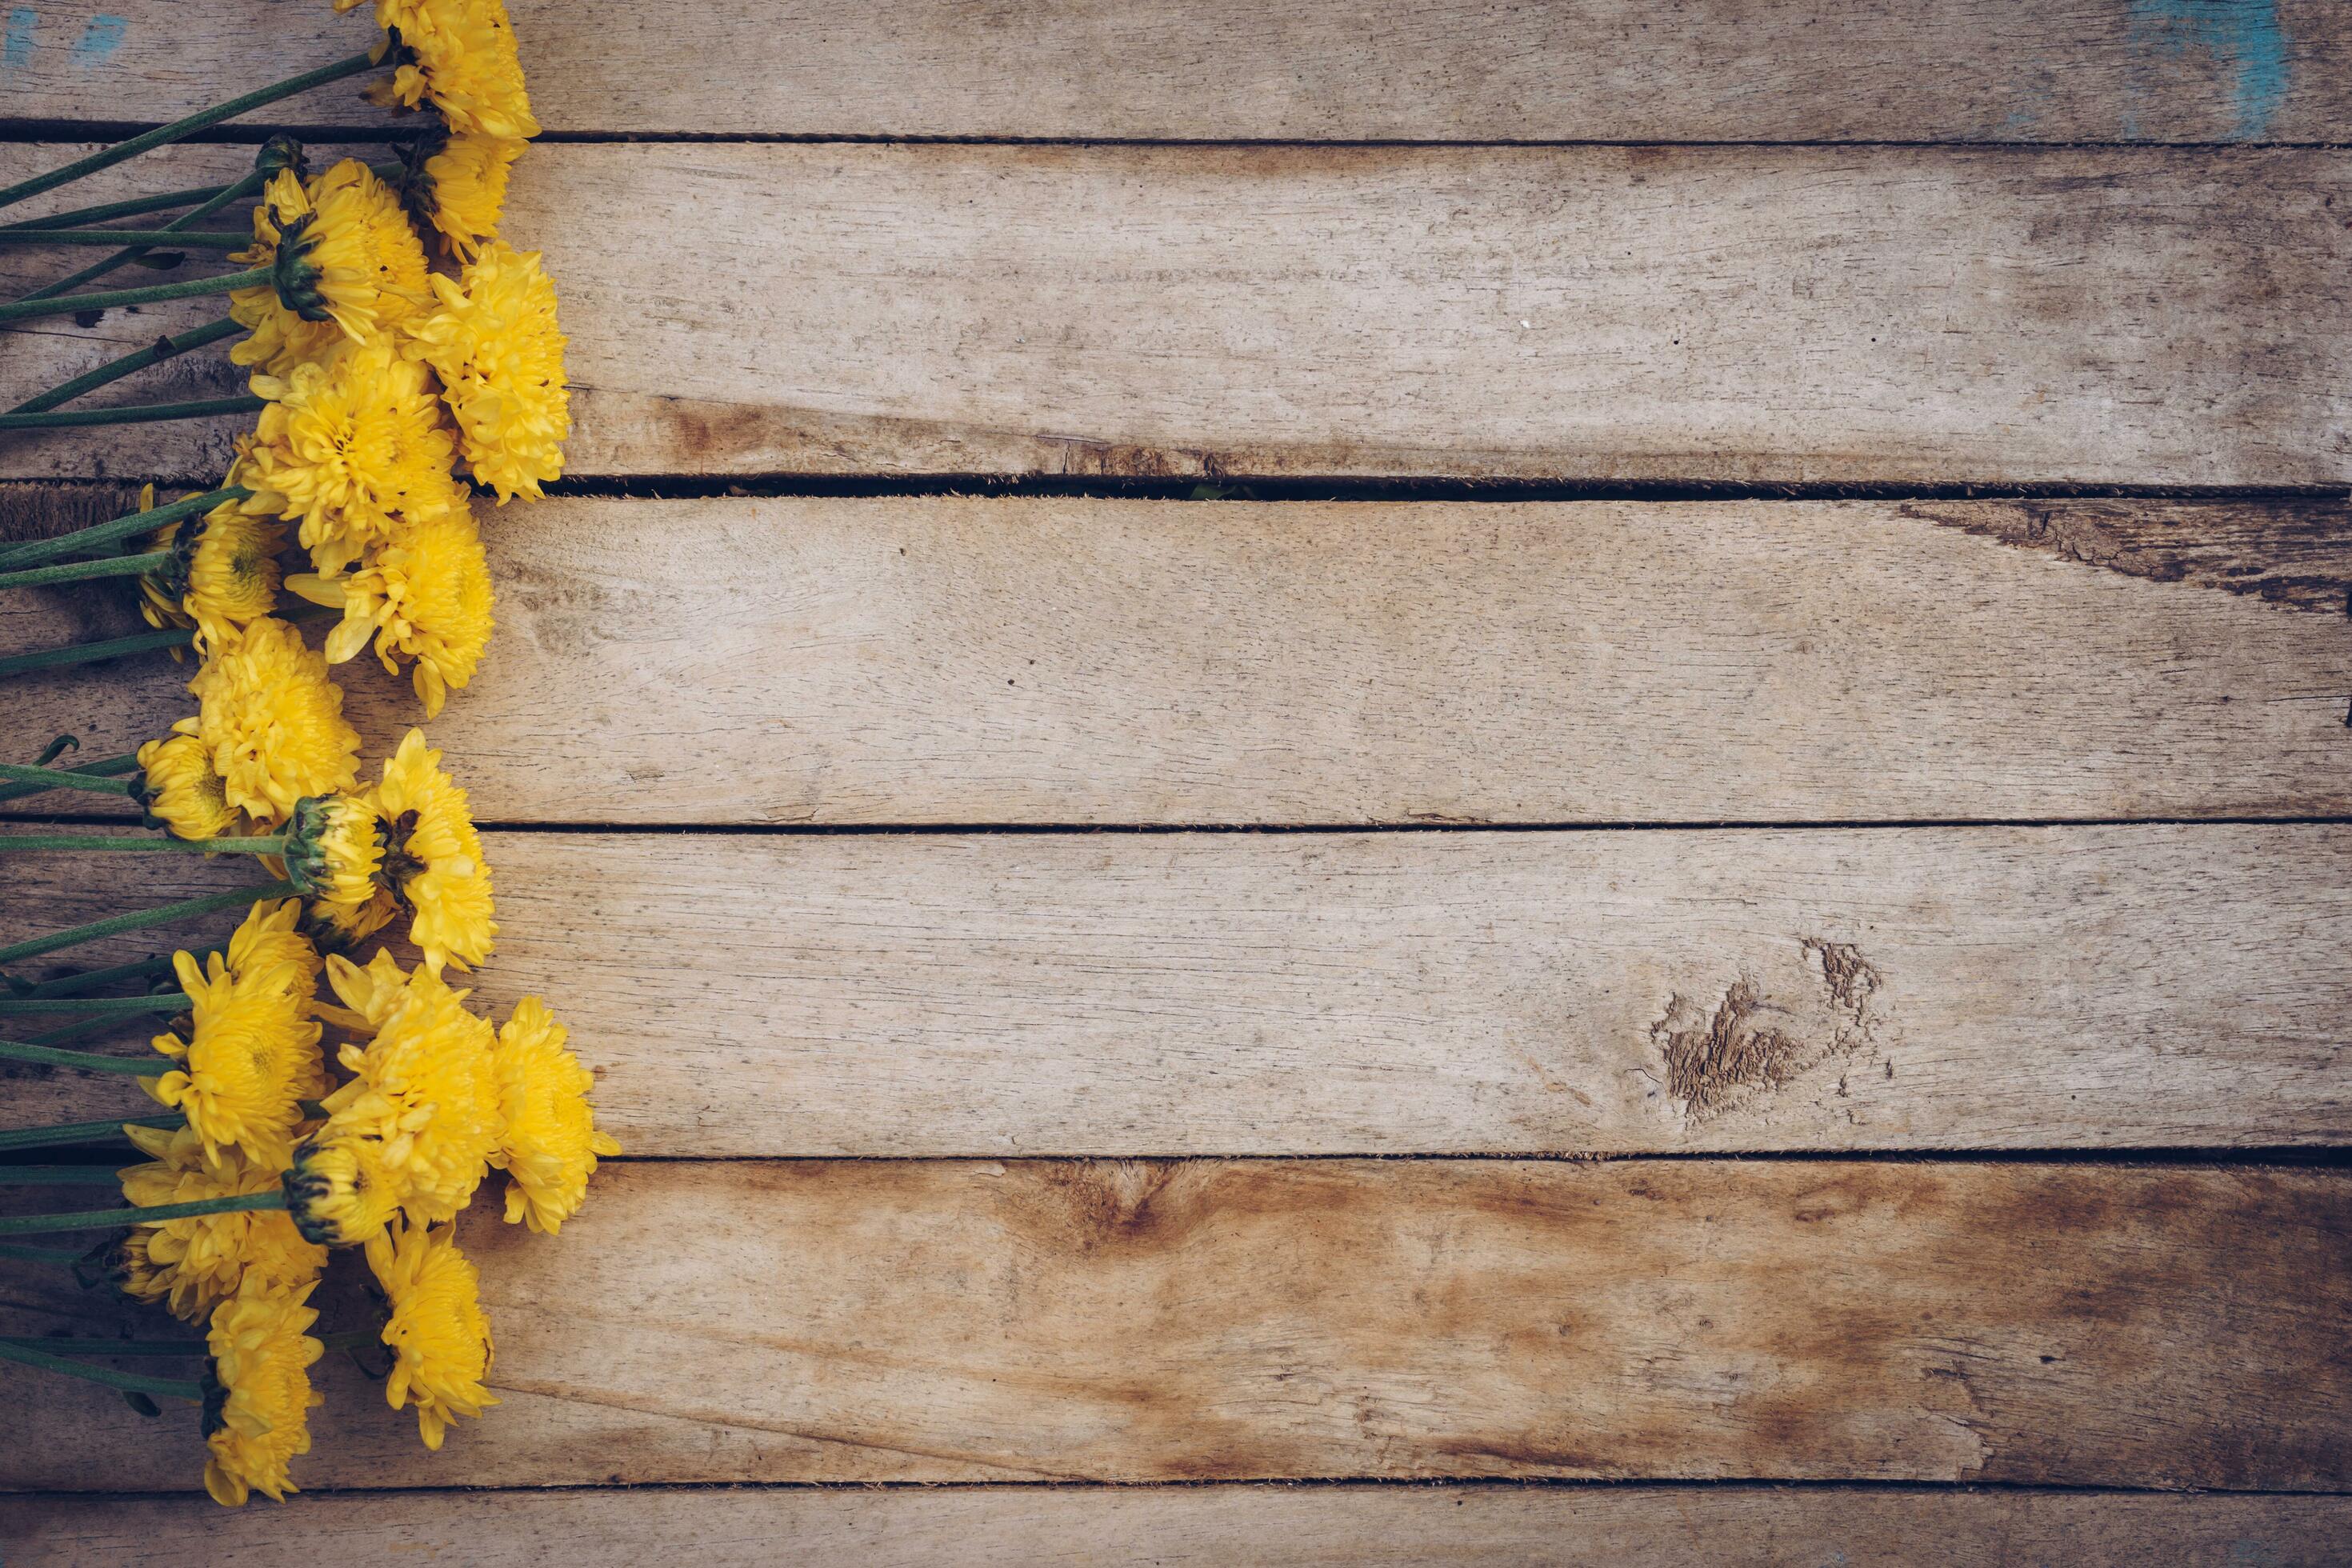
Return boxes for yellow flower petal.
[490,996,617,1234]
[202,1274,324,1506]
[402,240,566,503]
[186,618,361,826]
[365,1217,498,1450]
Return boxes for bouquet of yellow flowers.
[0,0,612,1507]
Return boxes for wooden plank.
[7,1485,2352,1566]
[3,143,2347,486]
[9,494,2352,826]
[3,0,2348,142]
[5,825,2346,1153]
[1,1161,2345,1489]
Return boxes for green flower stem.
[0,878,297,967]
[0,833,285,855]
[0,230,249,250]
[0,484,250,569]
[0,266,270,326]
[0,1166,125,1186]
[0,1336,207,1356]
[9,315,245,414]
[0,597,326,677]
[1,180,238,232]
[318,1328,382,1354]
[0,1338,202,1399]
[0,1189,283,1236]
[0,49,382,213]
[22,162,270,302]
[0,762,138,797]
[0,1038,165,1075]
[0,994,189,1017]
[0,1242,86,1263]
[0,752,141,804]
[0,550,171,590]
[25,1014,150,1047]
[0,1113,182,1154]
[15,953,178,998]
[0,394,267,430]
[0,625,191,678]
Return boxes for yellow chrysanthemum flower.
[282,1131,406,1246]
[116,1124,326,1324]
[318,953,504,1223]
[279,792,398,949]
[234,334,464,577]
[202,1274,324,1507]
[229,161,430,376]
[490,997,618,1234]
[186,618,362,826]
[146,948,324,1172]
[134,500,285,655]
[136,722,243,842]
[223,897,323,1008]
[364,1217,499,1450]
[370,729,496,974]
[402,241,567,503]
[294,504,494,719]
[356,0,540,141]
[398,128,522,259]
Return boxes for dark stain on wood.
[1652,976,1810,1118]
[1650,938,1883,1121]
[1902,499,2352,614]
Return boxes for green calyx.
[388,125,446,238]
[378,809,423,897]
[267,210,334,323]
[254,134,308,183]
[141,514,205,605]
[280,1150,338,1246]
[277,795,336,896]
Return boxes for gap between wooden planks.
[2,144,2348,486]
[4,494,2349,826]
[3,0,2348,142]
[6,1484,2352,1566]
[1,1160,2345,1490]
[5,825,2346,1154]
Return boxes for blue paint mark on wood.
[2126,0,2292,140]
[70,12,126,66]
[2,9,34,72]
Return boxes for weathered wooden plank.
[3,143,2346,485]
[7,1485,2352,1566]
[8,494,2352,826]
[3,0,2348,143]
[1,1161,2345,1489]
[5,826,2346,1153]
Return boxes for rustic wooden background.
[2,0,2350,1561]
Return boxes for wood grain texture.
[4,144,2348,485]
[3,0,2348,142]
[1,1161,2345,1489]
[8,1485,2352,1566]
[7,494,2352,826]
[5,826,2346,1154]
